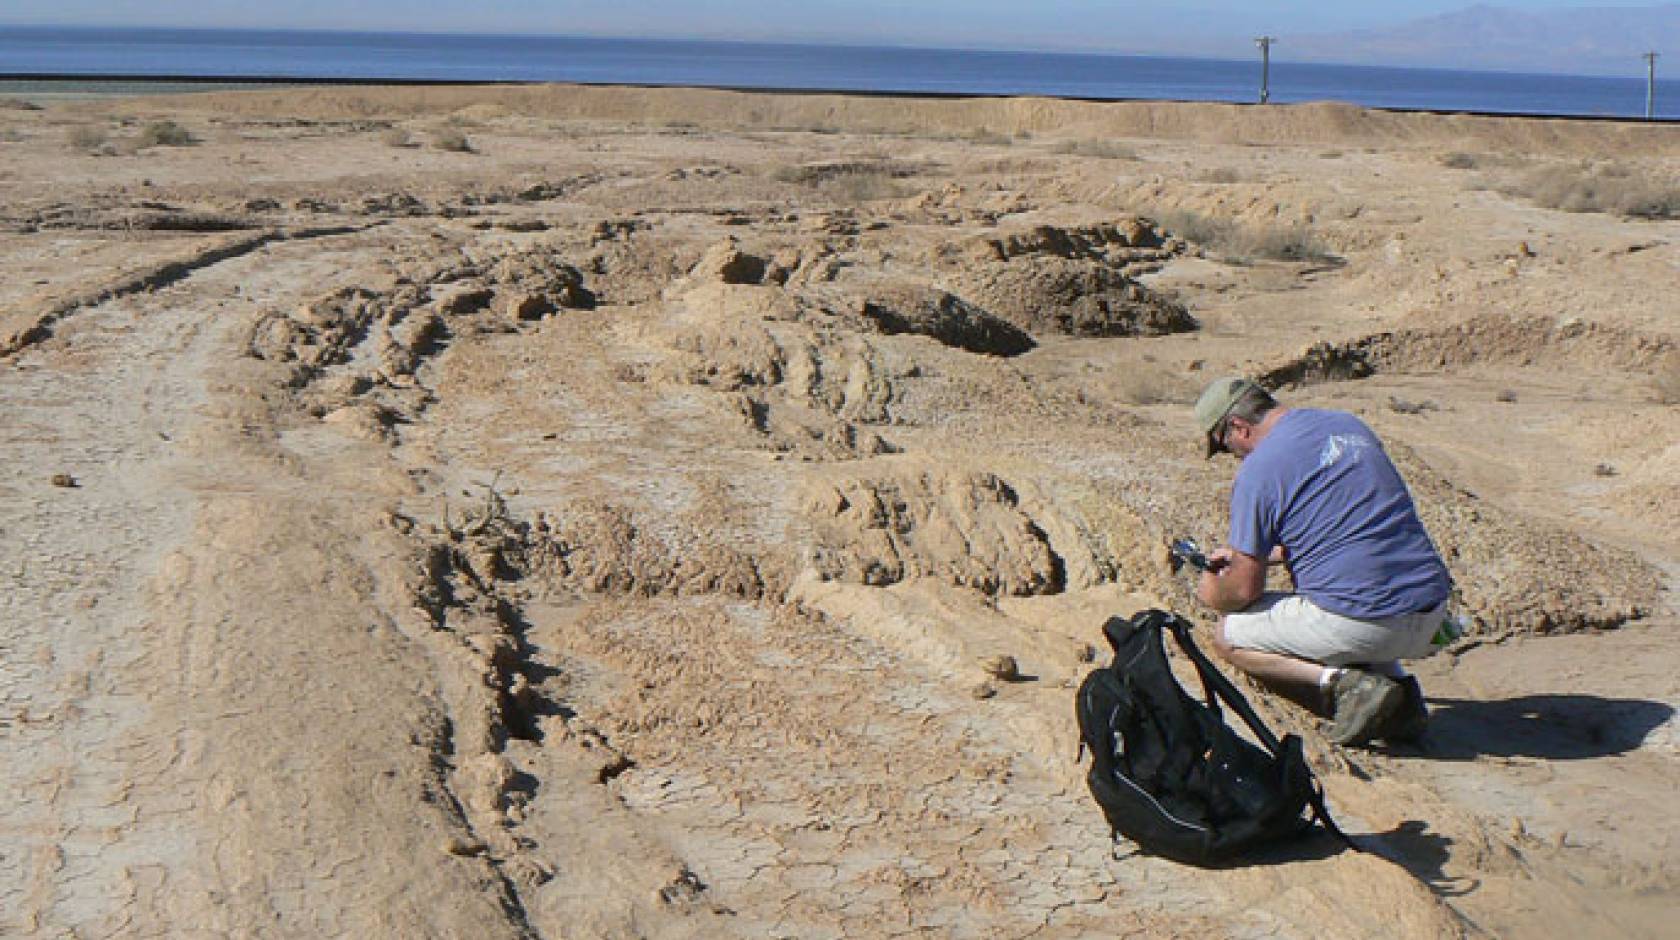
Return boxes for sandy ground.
[1,84,1677,938]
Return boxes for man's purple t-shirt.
[1228,409,1451,619]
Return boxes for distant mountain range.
[1282,4,1679,77]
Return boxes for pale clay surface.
[0,86,1677,938]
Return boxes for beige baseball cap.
[1194,376,1259,458]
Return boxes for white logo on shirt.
[1319,433,1370,468]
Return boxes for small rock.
[443,836,488,857]
[1508,817,1527,841]
[657,867,707,905]
[1593,463,1616,477]
[50,473,77,488]
[501,291,556,322]
[971,681,998,700]
[1075,642,1098,664]
[981,655,1021,681]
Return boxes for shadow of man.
[1408,693,1673,761]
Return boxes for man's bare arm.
[1197,547,1267,613]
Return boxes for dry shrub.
[431,129,473,152]
[1504,163,1680,219]
[1233,224,1333,263]
[137,120,193,148]
[1050,139,1139,160]
[1,97,41,111]
[818,170,904,202]
[771,160,910,201]
[1154,209,1333,264]
[1439,151,1479,169]
[382,128,415,148]
[0,126,21,143]
[67,124,108,152]
[1113,369,1188,405]
[1199,168,1244,184]
[967,128,1013,146]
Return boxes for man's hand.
[1196,546,1266,613]
[1206,546,1235,572]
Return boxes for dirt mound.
[799,464,1069,596]
[526,501,780,600]
[1260,314,1678,388]
[855,283,1035,356]
[247,285,390,383]
[489,246,597,318]
[957,218,1175,265]
[924,219,1194,339]
[1395,447,1664,635]
[948,256,1195,338]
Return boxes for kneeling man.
[1193,377,1454,745]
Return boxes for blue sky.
[0,2,1667,52]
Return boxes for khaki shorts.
[1222,592,1445,666]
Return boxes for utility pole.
[1255,36,1277,104]
[1644,52,1659,120]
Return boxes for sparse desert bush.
[1,97,41,111]
[0,126,21,143]
[1113,369,1189,405]
[1388,396,1438,415]
[431,129,473,152]
[1050,139,1139,160]
[770,160,911,201]
[1319,150,1343,159]
[1199,168,1243,184]
[67,124,108,152]
[1234,224,1333,263]
[819,170,904,202]
[382,128,415,148]
[1155,208,1333,263]
[1439,151,1479,169]
[1503,164,1680,219]
[137,120,194,148]
[967,128,1013,146]
[1155,209,1233,246]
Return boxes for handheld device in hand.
[1169,537,1211,573]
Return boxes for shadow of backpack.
[1075,608,1355,866]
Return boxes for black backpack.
[1075,608,1353,866]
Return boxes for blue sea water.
[1,26,1676,120]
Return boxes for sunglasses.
[1209,416,1238,455]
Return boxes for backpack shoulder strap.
[1162,614,1283,752]
[1162,614,1361,853]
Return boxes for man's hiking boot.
[1327,668,1403,746]
[1378,675,1429,743]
